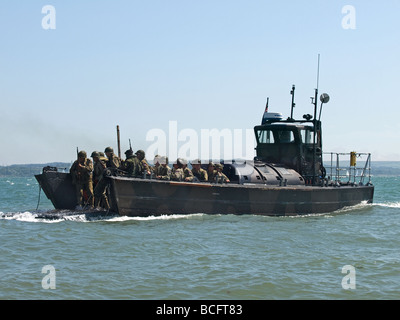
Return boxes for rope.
[36,185,42,211]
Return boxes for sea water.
[0,176,399,300]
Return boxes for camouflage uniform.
[157,165,172,180]
[171,167,184,181]
[192,167,208,182]
[191,159,208,182]
[152,155,161,177]
[139,159,151,175]
[136,150,151,177]
[214,164,230,183]
[122,149,140,177]
[70,151,94,207]
[104,147,121,172]
[91,152,107,184]
[207,162,217,182]
[91,151,109,209]
[183,167,194,182]
[152,164,161,177]
[107,155,121,170]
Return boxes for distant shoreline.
[1,161,400,177]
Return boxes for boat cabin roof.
[254,120,317,145]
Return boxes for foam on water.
[0,209,207,223]
[373,202,400,208]
[0,211,39,222]
[105,213,206,222]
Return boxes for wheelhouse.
[254,120,323,184]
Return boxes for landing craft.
[35,85,374,217]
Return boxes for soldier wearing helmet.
[69,150,94,208]
[136,149,151,176]
[104,146,121,170]
[214,163,230,183]
[207,161,217,182]
[91,151,110,209]
[178,158,194,182]
[156,156,171,180]
[122,149,140,177]
[170,159,184,181]
[151,155,161,177]
[191,159,208,182]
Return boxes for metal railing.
[323,152,372,186]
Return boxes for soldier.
[136,150,151,176]
[207,161,217,182]
[157,156,172,180]
[70,150,94,208]
[91,151,110,209]
[122,149,140,177]
[178,158,194,182]
[152,155,161,177]
[104,146,121,172]
[170,159,184,181]
[191,159,208,182]
[214,163,230,183]
[91,152,103,186]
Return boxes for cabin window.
[300,128,313,144]
[256,129,295,144]
[257,130,275,144]
[277,130,295,143]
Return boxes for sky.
[1,0,399,165]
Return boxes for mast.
[312,54,320,185]
[116,125,121,159]
[290,85,295,120]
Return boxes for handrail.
[323,152,372,186]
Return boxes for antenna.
[116,125,121,159]
[312,54,320,186]
[290,85,295,120]
[310,54,321,111]
[312,54,320,121]
[316,53,320,91]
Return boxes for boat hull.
[108,176,374,216]
[35,171,374,216]
[35,171,77,210]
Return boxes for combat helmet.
[177,158,187,166]
[125,149,134,157]
[191,159,201,165]
[104,147,114,154]
[135,150,145,158]
[78,151,87,158]
[215,163,224,170]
